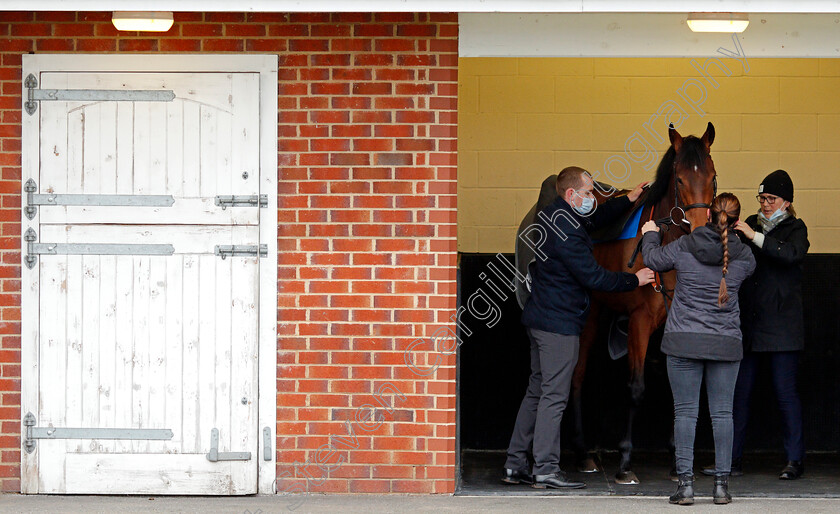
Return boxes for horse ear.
[668,123,683,152]
[702,122,716,148]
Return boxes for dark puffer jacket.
[642,225,756,361]
[738,214,810,352]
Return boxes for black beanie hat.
[759,169,794,202]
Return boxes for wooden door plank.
[113,255,134,454]
[38,254,68,492]
[147,256,167,453]
[98,255,117,453]
[197,255,216,453]
[214,256,232,455]
[230,74,260,197]
[99,103,118,195]
[81,255,102,452]
[182,102,201,198]
[164,256,184,453]
[230,229,260,490]
[132,257,151,453]
[166,101,184,197]
[65,453,254,495]
[115,103,134,195]
[181,254,200,454]
[133,104,151,195]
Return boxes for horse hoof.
[577,458,601,473]
[615,471,640,485]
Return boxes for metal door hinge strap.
[24,74,175,115]
[215,244,267,260]
[23,412,173,453]
[206,428,251,462]
[263,427,272,461]
[215,195,267,210]
[24,228,175,269]
[24,179,174,220]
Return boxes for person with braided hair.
[641,193,756,505]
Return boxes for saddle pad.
[591,204,644,244]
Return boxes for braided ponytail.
[711,193,741,307]
[717,211,730,306]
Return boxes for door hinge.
[214,244,267,260]
[24,228,175,269]
[24,179,174,220]
[23,411,173,454]
[206,428,251,462]
[215,195,267,210]
[24,73,175,116]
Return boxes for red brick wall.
[0,11,458,494]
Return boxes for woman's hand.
[734,220,756,240]
[641,220,659,234]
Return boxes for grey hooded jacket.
[642,225,756,361]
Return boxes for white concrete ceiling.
[461,13,840,57]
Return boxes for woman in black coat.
[727,169,809,480]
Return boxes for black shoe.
[779,461,804,480]
[669,474,695,505]
[532,471,586,489]
[501,468,534,485]
[714,475,732,504]
[702,458,743,477]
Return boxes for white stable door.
[25,70,262,494]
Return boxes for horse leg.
[615,312,653,485]
[570,303,601,473]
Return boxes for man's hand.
[734,220,756,240]
[635,267,656,286]
[626,181,651,203]
[641,220,659,234]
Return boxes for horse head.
[667,122,717,232]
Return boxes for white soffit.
[6,0,840,12]
[460,13,840,57]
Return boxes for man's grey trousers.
[505,328,580,475]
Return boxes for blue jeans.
[732,350,805,462]
[667,356,740,476]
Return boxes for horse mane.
[645,135,708,207]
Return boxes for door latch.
[206,428,251,462]
[214,244,267,260]
[215,195,267,210]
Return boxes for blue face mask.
[759,207,786,222]
[572,191,595,215]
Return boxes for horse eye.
[676,177,684,185]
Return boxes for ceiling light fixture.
[687,12,749,33]
[112,11,174,32]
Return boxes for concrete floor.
[460,450,840,498]
[4,494,840,513]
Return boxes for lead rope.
[645,204,674,314]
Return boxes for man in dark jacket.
[503,167,654,490]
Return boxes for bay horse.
[570,122,718,484]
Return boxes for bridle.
[654,163,717,233]
[627,160,717,312]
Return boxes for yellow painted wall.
[458,58,840,253]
